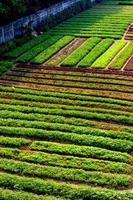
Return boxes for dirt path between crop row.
[1,76,133,95]
[5,73,133,88]
[45,38,86,66]
[11,67,133,79]
[0,80,132,101]
[17,63,133,76]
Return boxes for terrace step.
[124,55,133,71]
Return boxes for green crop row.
[1,139,132,164]
[10,84,132,103]
[80,30,123,35]
[91,40,127,68]
[61,37,101,66]
[0,110,96,127]
[18,35,61,63]
[0,86,133,108]
[0,147,19,158]
[0,35,32,56]
[0,61,13,76]
[74,34,122,39]
[31,141,132,163]
[0,126,133,152]
[5,34,50,58]
[3,75,133,93]
[0,188,63,200]
[0,158,130,188]
[17,150,133,174]
[1,117,133,143]
[0,84,132,103]
[0,85,133,107]
[31,36,74,64]
[7,70,133,87]
[12,66,133,81]
[0,96,133,115]
[1,91,132,114]
[1,147,132,174]
[109,42,133,69]
[1,100,133,125]
[0,136,30,147]
[78,39,114,67]
[0,99,132,118]
[1,172,133,200]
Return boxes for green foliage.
[1,172,133,200]
[62,37,101,66]
[0,188,62,200]
[30,140,132,164]
[92,40,127,68]
[0,85,132,107]
[18,35,61,62]
[109,42,133,69]
[0,136,30,147]
[0,126,133,152]
[0,158,130,188]
[78,39,114,67]
[32,36,74,64]
[48,4,133,39]
[17,149,133,173]
[0,61,13,76]
[6,34,50,58]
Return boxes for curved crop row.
[1,147,132,174]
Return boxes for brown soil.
[124,24,133,41]
[124,55,133,71]
[45,37,86,66]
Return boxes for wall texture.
[0,0,95,44]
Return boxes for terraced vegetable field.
[0,0,133,199]
[0,66,133,199]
